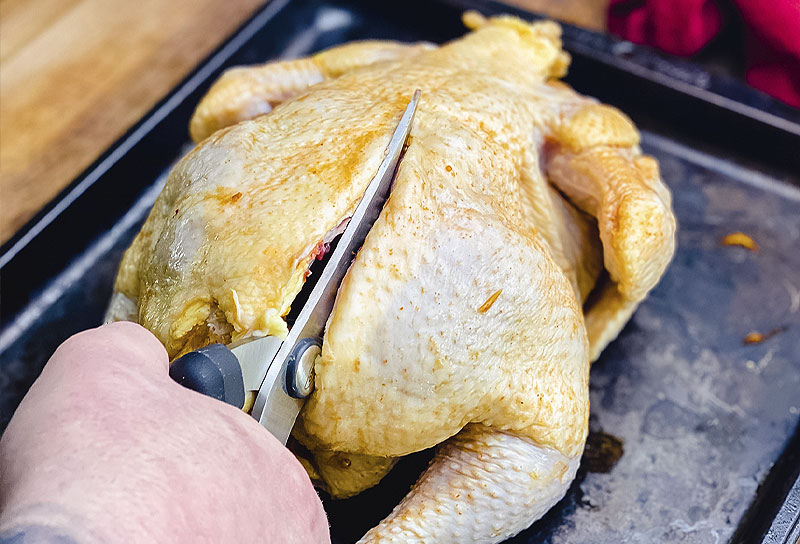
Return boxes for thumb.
[44,321,169,384]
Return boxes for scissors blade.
[250,90,420,443]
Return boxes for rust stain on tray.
[582,430,624,473]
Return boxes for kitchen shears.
[169,90,420,444]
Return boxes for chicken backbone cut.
[107,13,676,543]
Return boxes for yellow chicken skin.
[108,13,675,543]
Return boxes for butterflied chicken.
[108,12,675,543]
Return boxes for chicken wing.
[108,12,675,543]
[189,41,434,143]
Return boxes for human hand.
[0,322,329,543]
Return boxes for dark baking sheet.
[1,0,799,542]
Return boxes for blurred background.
[1,0,797,246]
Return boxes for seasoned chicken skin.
[108,13,675,543]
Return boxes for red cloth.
[608,0,800,108]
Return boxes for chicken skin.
[108,13,675,543]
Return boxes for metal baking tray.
[1,0,799,542]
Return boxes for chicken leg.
[360,425,578,543]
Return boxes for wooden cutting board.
[0,0,606,244]
[0,0,264,243]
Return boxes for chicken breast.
[108,13,675,543]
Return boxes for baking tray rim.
[1,1,799,543]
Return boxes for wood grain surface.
[0,0,606,244]
[507,0,608,30]
[0,0,265,243]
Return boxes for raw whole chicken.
[108,12,676,543]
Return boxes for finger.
[50,321,169,376]
[2,324,330,543]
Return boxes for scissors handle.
[168,336,316,411]
[169,344,245,409]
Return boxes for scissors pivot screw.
[286,338,320,399]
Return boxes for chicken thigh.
[108,13,675,543]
